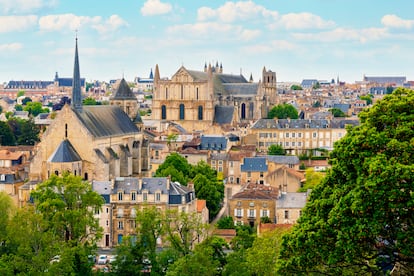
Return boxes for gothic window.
[241,103,246,119]
[179,104,185,120]
[249,102,254,118]
[161,105,166,120]
[198,106,203,120]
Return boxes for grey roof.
[186,70,208,81]
[363,76,406,85]
[222,83,259,96]
[333,103,350,113]
[74,106,139,138]
[214,106,234,124]
[92,180,112,195]
[169,181,191,196]
[48,140,82,163]
[241,157,268,172]
[210,153,228,160]
[111,78,136,100]
[301,79,318,87]
[251,118,359,129]
[200,135,227,150]
[276,192,308,208]
[264,155,299,165]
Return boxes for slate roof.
[73,106,139,138]
[200,135,227,150]
[92,180,112,203]
[6,80,53,89]
[186,70,208,81]
[57,78,86,87]
[301,79,318,88]
[232,184,279,200]
[221,83,259,96]
[241,157,268,172]
[251,118,359,129]
[276,192,308,208]
[111,78,136,100]
[363,76,406,85]
[214,106,234,124]
[264,155,299,165]
[48,140,82,163]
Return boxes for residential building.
[276,192,309,224]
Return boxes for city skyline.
[1,0,413,84]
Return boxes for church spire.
[72,35,82,111]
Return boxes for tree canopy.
[278,88,414,274]
[329,107,346,117]
[267,103,298,119]
[267,144,285,155]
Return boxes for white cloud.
[92,14,128,34]
[381,14,414,29]
[198,1,278,23]
[0,0,57,14]
[292,27,389,43]
[39,14,127,34]
[0,42,23,51]
[241,40,297,54]
[141,0,172,16]
[272,12,335,30]
[240,29,261,41]
[0,15,37,33]
[39,14,101,32]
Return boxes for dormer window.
[118,192,123,201]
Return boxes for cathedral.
[151,62,277,132]
[29,38,149,182]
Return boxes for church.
[151,62,277,132]
[29,38,149,182]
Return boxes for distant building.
[134,69,154,91]
[300,79,318,89]
[363,75,406,86]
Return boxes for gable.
[171,66,208,83]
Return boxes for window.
[261,209,269,217]
[143,193,147,202]
[65,123,68,138]
[198,106,203,120]
[95,208,100,215]
[106,208,109,213]
[130,220,136,229]
[249,202,255,207]
[131,192,136,201]
[156,193,161,202]
[260,172,264,178]
[179,104,185,120]
[286,133,289,138]
[230,161,233,167]
[235,208,243,217]
[131,208,136,218]
[118,192,123,201]
[165,87,168,99]
[313,132,317,138]
[292,132,295,138]
[181,85,183,99]
[161,105,167,120]
[106,220,109,226]
[249,209,256,218]
[298,133,302,138]
[284,210,289,219]
[118,221,124,230]
[196,87,199,99]
[117,208,124,218]
[247,172,251,177]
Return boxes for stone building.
[29,38,149,182]
[152,63,277,132]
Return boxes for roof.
[265,155,299,165]
[221,83,259,96]
[73,105,139,138]
[48,140,82,163]
[92,180,112,195]
[197,199,206,212]
[241,157,268,172]
[0,150,23,160]
[232,184,279,200]
[214,106,234,124]
[57,78,85,87]
[200,135,227,150]
[111,78,136,100]
[276,192,308,208]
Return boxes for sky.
[1,0,413,84]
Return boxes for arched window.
[179,104,185,120]
[249,102,254,118]
[161,105,167,120]
[165,87,168,99]
[241,103,246,119]
[198,105,203,120]
[54,170,59,176]
[84,172,88,180]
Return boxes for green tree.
[192,173,224,220]
[0,192,15,254]
[0,105,3,113]
[329,107,346,117]
[312,100,321,107]
[82,97,98,105]
[360,94,373,105]
[216,216,235,229]
[112,236,145,276]
[313,81,321,89]
[16,90,25,97]
[155,153,191,184]
[278,88,414,274]
[8,118,40,145]
[290,84,303,90]
[267,144,285,155]
[14,104,23,111]
[31,174,104,246]
[166,133,178,150]
[0,121,16,146]
[298,168,325,192]
[23,102,49,117]
[21,97,32,105]
[267,103,298,119]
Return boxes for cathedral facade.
[152,63,277,132]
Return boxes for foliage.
[31,173,104,245]
[267,144,285,155]
[278,88,414,274]
[155,153,191,184]
[7,117,40,145]
[0,105,3,113]
[14,104,23,111]
[0,192,15,253]
[267,103,298,119]
[290,84,302,90]
[193,173,224,220]
[0,121,16,146]
[23,102,49,117]
[312,100,321,107]
[112,236,145,276]
[299,162,306,170]
[21,97,32,105]
[360,94,373,105]
[329,107,346,117]
[216,216,235,229]
[298,168,325,192]
[230,226,255,251]
[312,81,321,89]
[17,90,25,97]
[260,216,272,223]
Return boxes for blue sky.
[1,0,413,84]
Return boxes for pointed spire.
[149,68,153,79]
[72,36,82,111]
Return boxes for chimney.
[187,181,194,191]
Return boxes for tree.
[82,97,98,105]
[267,144,285,155]
[290,84,302,90]
[278,88,414,274]
[360,94,373,105]
[298,168,325,192]
[8,118,40,145]
[192,173,224,220]
[216,216,235,229]
[21,97,32,105]
[31,174,104,246]
[0,192,15,254]
[312,101,321,107]
[155,153,191,184]
[14,104,23,111]
[313,81,321,89]
[23,102,49,117]
[0,121,15,146]
[0,105,3,113]
[16,90,25,97]
[267,103,298,119]
[329,107,346,117]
